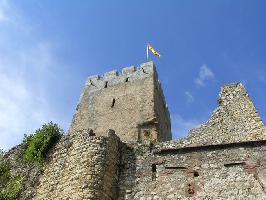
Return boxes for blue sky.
[1,0,266,150]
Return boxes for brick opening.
[125,77,129,82]
[193,171,199,177]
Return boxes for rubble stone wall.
[118,141,266,200]
[35,130,120,200]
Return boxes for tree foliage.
[23,122,63,167]
[0,162,22,200]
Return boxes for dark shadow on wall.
[116,142,137,199]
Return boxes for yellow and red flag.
[147,43,161,60]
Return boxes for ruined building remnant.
[4,61,266,199]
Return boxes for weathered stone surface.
[187,83,266,145]
[35,129,120,200]
[118,141,266,199]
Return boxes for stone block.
[122,66,136,75]
[104,70,118,80]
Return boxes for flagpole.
[146,43,149,61]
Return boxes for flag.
[147,43,161,58]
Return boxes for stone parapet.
[84,61,156,93]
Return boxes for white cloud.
[0,0,12,23]
[0,72,54,150]
[0,41,64,150]
[171,114,200,138]
[185,91,194,103]
[194,64,215,87]
[0,0,8,22]
[0,1,69,150]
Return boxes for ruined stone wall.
[68,61,171,143]
[35,130,120,200]
[118,141,266,200]
[186,83,266,146]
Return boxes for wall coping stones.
[122,66,136,75]
[85,61,156,91]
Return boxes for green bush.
[0,176,22,200]
[0,162,10,189]
[23,122,62,167]
[0,162,22,200]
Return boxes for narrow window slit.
[125,77,129,82]
[152,164,156,181]
[111,98,115,108]
[224,162,245,167]
[104,81,108,88]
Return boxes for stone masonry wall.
[115,82,266,199]
[68,61,171,143]
[35,130,120,200]
[118,141,266,200]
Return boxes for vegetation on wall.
[143,129,156,145]
[23,122,63,167]
[0,161,22,200]
[0,149,4,160]
[0,162,10,188]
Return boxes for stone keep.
[68,61,171,142]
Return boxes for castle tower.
[68,61,171,142]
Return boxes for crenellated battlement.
[85,61,156,92]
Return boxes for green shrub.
[23,122,62,167]
[0,176,22,200]
[0,162,22,200]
